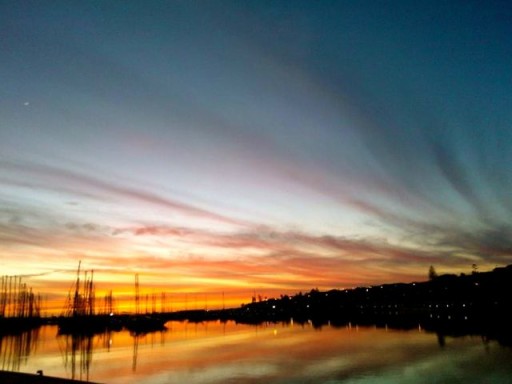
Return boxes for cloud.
[432,224,512,264]
[430,140,486,216]
[0,159,251,227]
[114,224,456,281]
[122,223,450,265]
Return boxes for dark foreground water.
[2,321,511,383]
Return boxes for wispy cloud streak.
[0,160,250,227]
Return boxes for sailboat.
[124,274,167,334]
[58,262,120,335]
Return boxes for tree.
[428,265,438,281]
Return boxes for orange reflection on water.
[83,321,438,383]
[3,321,510,384]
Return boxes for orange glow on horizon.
[16,260,488,317]
[4,228,501,318]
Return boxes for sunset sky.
[1,1,511,313]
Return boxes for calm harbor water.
[1,320,511,383]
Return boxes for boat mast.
[135,273,140,315]
[72,261,82,317]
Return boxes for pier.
[0,370,101,384]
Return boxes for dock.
[0,370,102,384]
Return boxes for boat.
[57,262,120,335]
[124,315,167,334]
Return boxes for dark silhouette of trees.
[428,265,438,281]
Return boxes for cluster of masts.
[0,275,42,319]
[134,273,172,314]
[64,261,95,317]
[4,262,223,320]
[63,263,175,317]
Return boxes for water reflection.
[132,334,139,372]
[1,321,511,383]
[0,328,39,371]
[129,329,168,373]
[58,333,93,381]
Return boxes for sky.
[1,1,511,313]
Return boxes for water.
[1,321,511,383]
